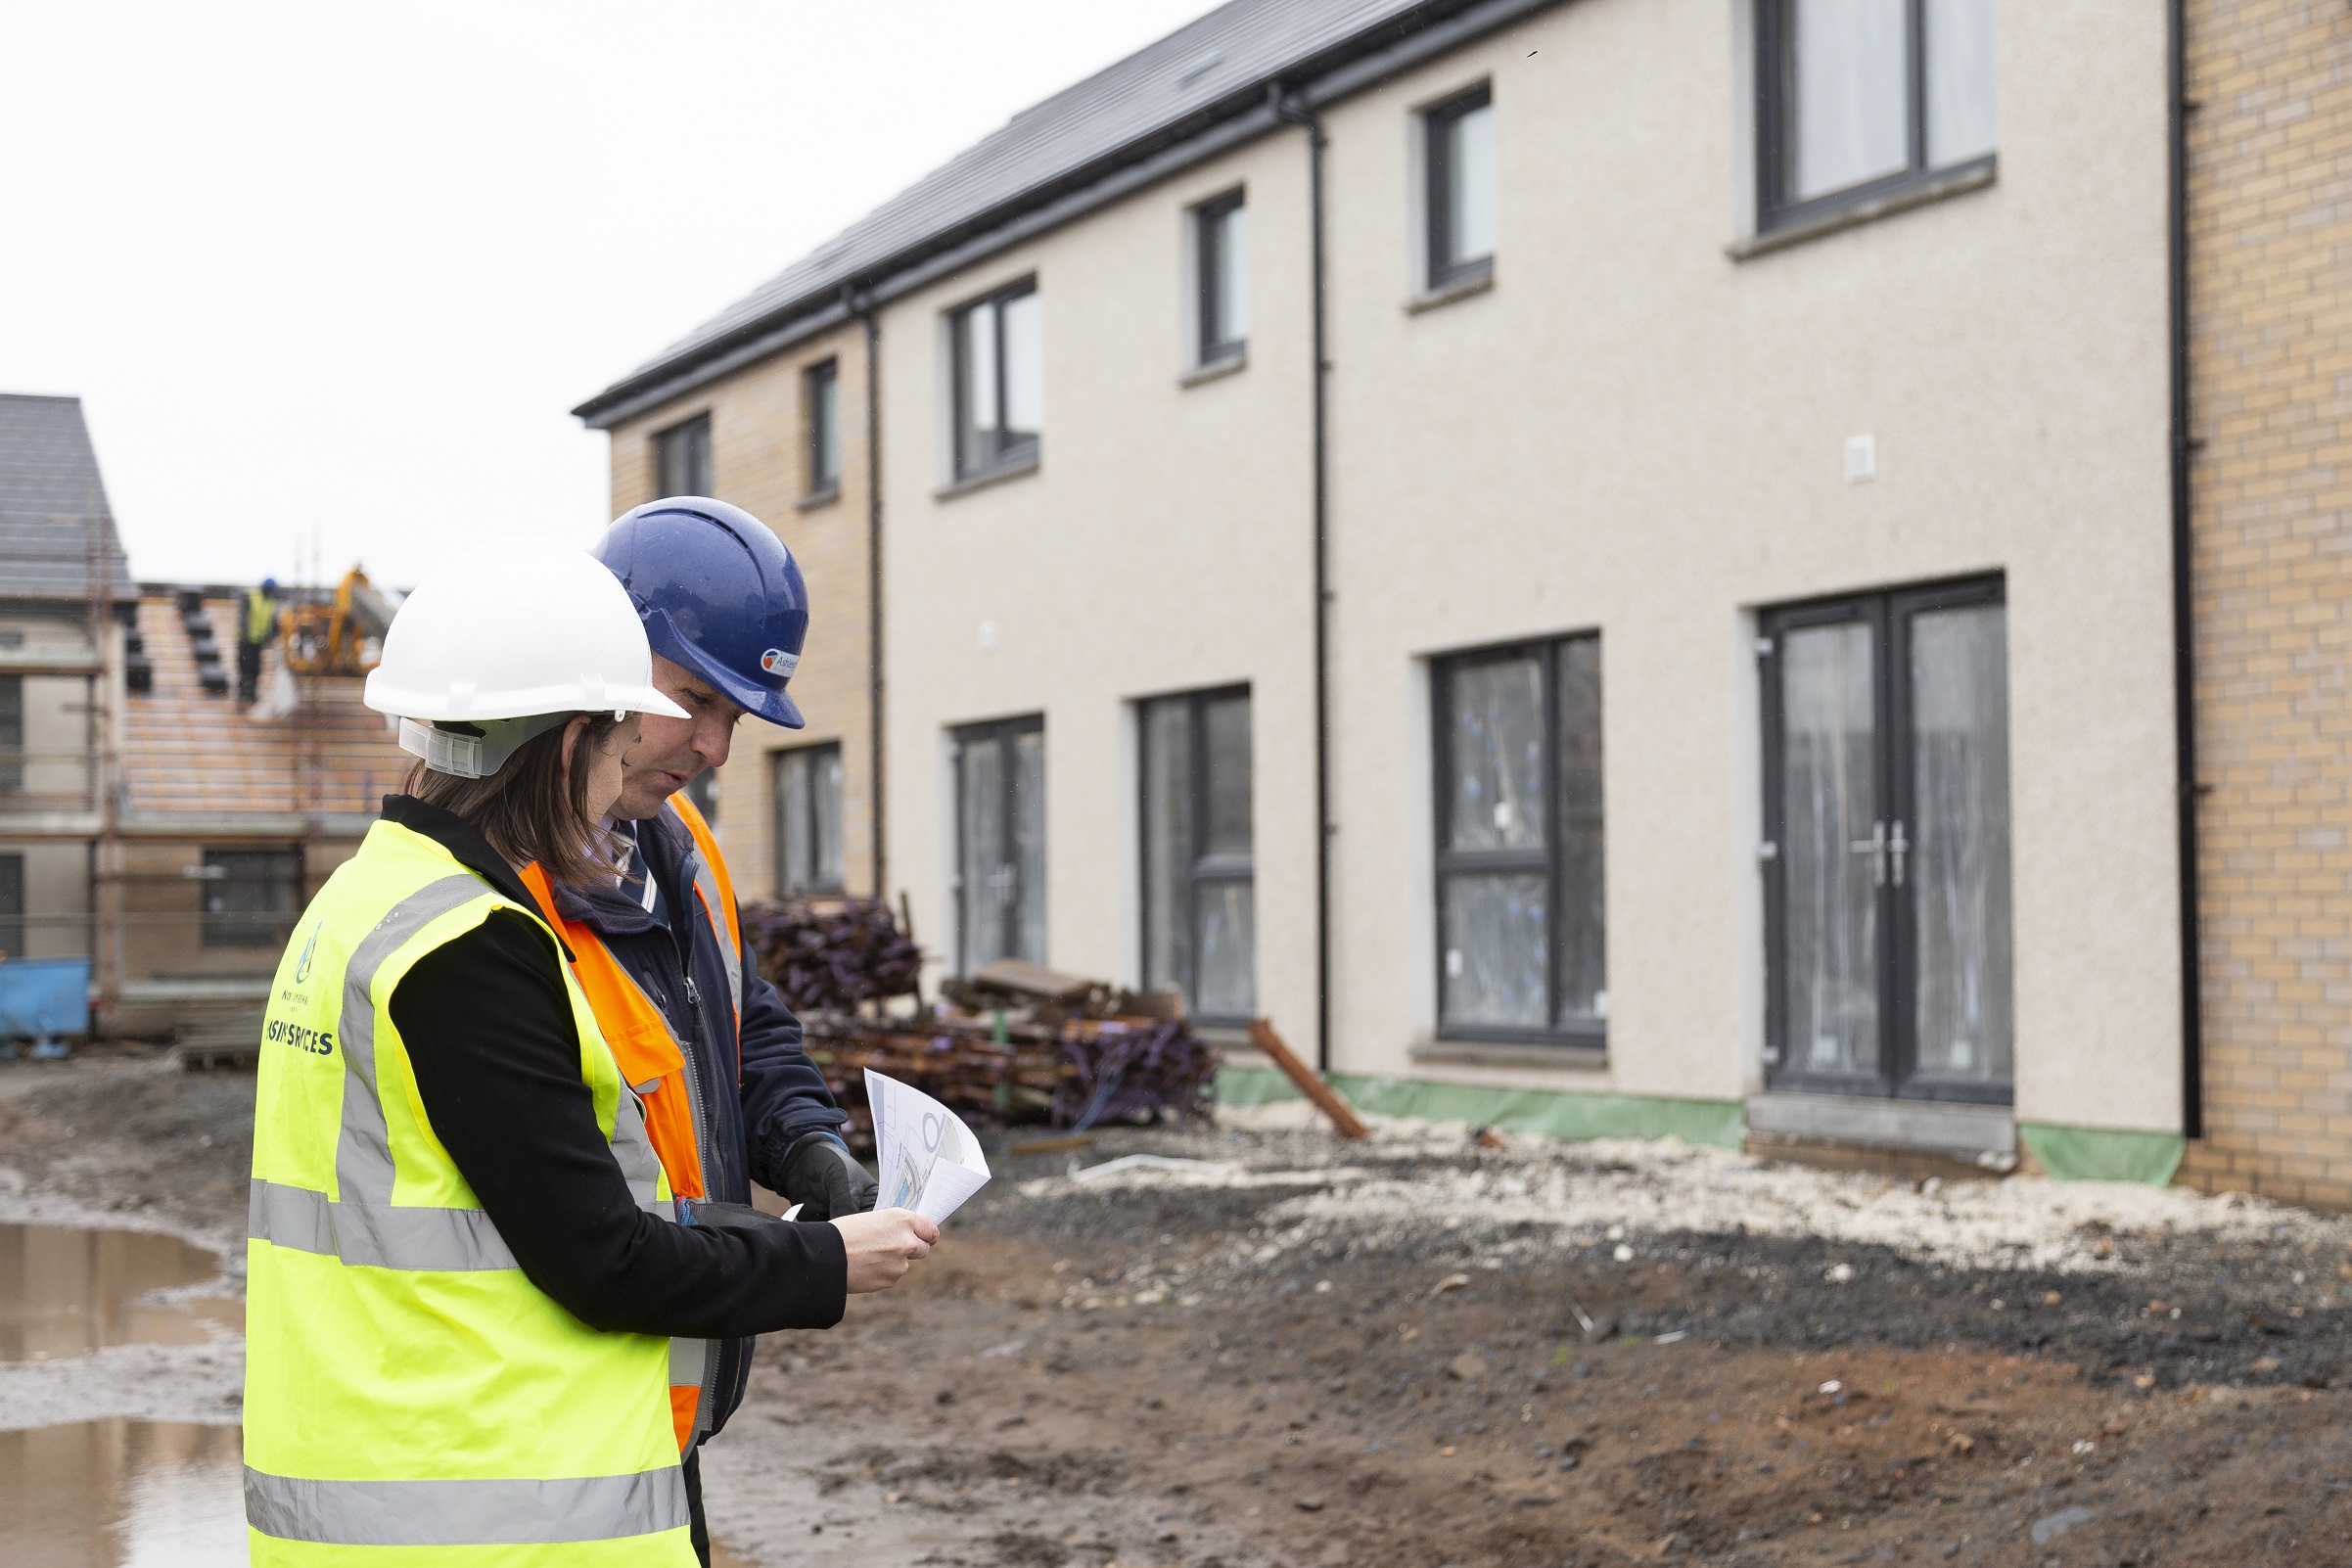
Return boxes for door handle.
[1848,820,1887,887]
[1889,820,1909,888]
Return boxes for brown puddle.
[0,1419,247,1564]
[0,1222,240,1360]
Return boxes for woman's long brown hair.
[405,714,624,887]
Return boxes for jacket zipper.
[677,971,727,1438]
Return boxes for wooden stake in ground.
[1245,1019,1368,1140]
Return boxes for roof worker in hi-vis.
[501,495,885,1563]
[241,537,937,1568]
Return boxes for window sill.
[1744,1092,2014,1162]
[1178,351,1248,389]
[1406,264,1495,315]
[1411,1038,1606,1073]
[1729,158,1998,261]
[796,486,842,513]
[934,457,1039,502]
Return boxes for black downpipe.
[859,296,888,901]
[2166,0,2204,1141]
[1276,87,1334,1073]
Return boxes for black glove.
[779,1132,879,1222]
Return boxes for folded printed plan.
[866,1068,992,1222]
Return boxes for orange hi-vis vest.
[522,794,746,1451]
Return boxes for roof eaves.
[574,0,1560,431]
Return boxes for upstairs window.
[1424,85,1497,288]
[1757,0,1998,231]
[951,281,1041,480]
[655,413,712,497]
[1192,191,1248,365]
[774,742,845,896]
[806,359,841,500]
[0,675,20,793]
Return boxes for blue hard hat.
[593,496,808,728]
[260,577,278,593]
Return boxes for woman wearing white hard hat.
[237,539,937,1568]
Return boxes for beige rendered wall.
[874,0,2179,1133]
[1314,0,2179,1129]
[605,324,876,901]
[2177,0,2352,1208]
[877,129,1317,1024]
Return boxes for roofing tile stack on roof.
[118,590,411,829]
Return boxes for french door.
[1761,577,2012,1104]
[952,715,1044,973]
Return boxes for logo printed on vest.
[293,924,320,983]
[264,1017,336,1057]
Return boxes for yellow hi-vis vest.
[242,817,696,1567]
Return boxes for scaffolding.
[0,532,408,1039]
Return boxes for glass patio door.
[953,716,1045,972]
[1762,578,2011,1104]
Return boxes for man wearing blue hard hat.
[517,495,878,1567]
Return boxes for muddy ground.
[4,1050,2351,1567]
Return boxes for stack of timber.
[743,900,1216,1154]
[175,1006,264,1071]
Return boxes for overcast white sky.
[0,1,1223,588]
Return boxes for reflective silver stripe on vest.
[249,1178,519,1272]
[677,839,742,1015]
[612,1084,669,1216]
[245,1463,689,1546]
[669,1335,715,1442]
[335,873,494,1210]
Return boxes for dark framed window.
[0,853,22,960]
[0,675,21,793]
[200,848,303,948]
[773,743,845,897]
[952,715,1044,972]
[655,413,712,497]
[950,281,1041,480]
[1140,687,1253,1024]
[1432,635,1603,1045]
[1760,576,2011,1105]
[805,359,842,499]
[1424,84,1497,288]
[1755,0,1998,233]
[1192,191,1248,365]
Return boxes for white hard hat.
[366,537,689,779]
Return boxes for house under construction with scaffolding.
[0,392,410,1040]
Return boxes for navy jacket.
[550,802,847,1439]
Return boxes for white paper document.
[865,1069,992,1223]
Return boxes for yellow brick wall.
[603,324,875,903]
[2179,0,2352,1209]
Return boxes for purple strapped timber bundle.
[742,899,1215,1153]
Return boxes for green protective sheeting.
[1215,1066,1744,1150]
[2017,1122,2186,1186]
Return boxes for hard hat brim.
[654,616,807,730]
[364,672,690,723]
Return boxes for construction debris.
[1245,1019,1368,1139]
[742,903,1216,1154]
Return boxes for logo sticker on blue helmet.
[760,648,799,678]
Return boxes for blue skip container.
[0,957,92,1056]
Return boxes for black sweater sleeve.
[392,908,847,1338]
